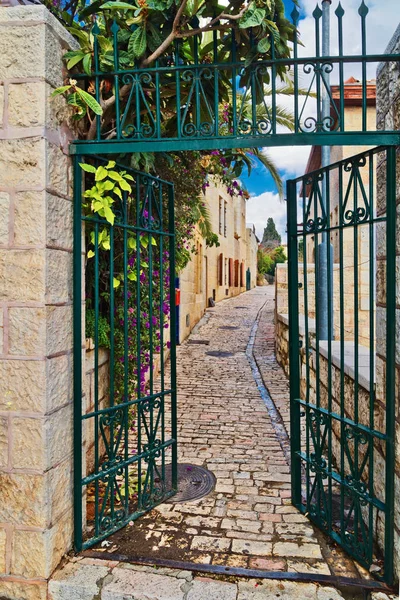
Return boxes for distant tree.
[261,218,282,249]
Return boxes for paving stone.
[101,568,187,600]
[186,578,237,600]
[190,536,231,552]
[232,539,273,556]
[48,563,111,600]
[273,542,323,559]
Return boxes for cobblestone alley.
[85,286,374,583]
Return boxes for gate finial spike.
[92,20,100,35]
[335,2,345,18]
[312,4,323,19]
[111,19,120,34]
[358,0,369,17]
[291,4,300,25]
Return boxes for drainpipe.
[318,0,334,340]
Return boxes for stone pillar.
[0,6,77,598]
[376,24,400,580]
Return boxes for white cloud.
[265,145,312,178]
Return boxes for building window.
[219,197,223,235]
[229,258,233,286]
[224,201,227,237]
[218,253,223,286]
[224,258,228,285]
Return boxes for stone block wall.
[0,5,77,598]
[376,23,400,579]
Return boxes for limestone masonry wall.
[376,24,400,580]
[0,6,77,598]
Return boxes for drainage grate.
[164,464,216,503]
[219,326,239,330]
[206,350,234,358]
[188,339,210,345]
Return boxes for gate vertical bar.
[168,184,178,491]
[288,179,301,506]
[384,146,396,584]
[73,155,83,552]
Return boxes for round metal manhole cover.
[165,463,216,503]
[219,326,239,330]
[206,350,234,358]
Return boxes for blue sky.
[243,0,399,242]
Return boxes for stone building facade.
[178,181,258,342]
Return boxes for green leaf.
[104,205,115,225]
[128,237,137,249]
[51,85,72,97]
[97,35,113,52]
[113,186,122,199]
[75,88,103,115]
[239,6,265,28]
[106,160,116,169]
[128,271,137,281]
[66,52,85,69]
[119,179,132,193]
[103,180,115,191]
[79,162,97,173]
[128,26,147,60]
[87,249,95,258]
[67,26,90,47]
[113,277,121,288]
[257,37,271,54]
[82,53,92,75]
[100,1,135,8]
[108,171,123,181]
[95,166,108,181]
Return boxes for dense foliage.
[258,244,286,277]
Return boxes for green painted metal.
[69,1,400,154]
[73,156,177,551]
[246,268,251,291]
[287,146,396,584]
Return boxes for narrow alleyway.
[89,286,365,579]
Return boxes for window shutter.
[218,253,223,286]
[240,262,245,287]
[229,258,233,286]
[234,260,239,287]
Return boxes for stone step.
[48,559,349,600]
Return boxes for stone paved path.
[91,286,368,581]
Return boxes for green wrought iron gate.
[287,146,396,583]
[67,0,400,580]
[73,156,177,550]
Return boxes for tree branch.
[86,1,249,139]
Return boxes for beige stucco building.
[303,78,376,345]
[178,179,258,342]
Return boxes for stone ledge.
[48,559,347,600]
[277,313,373,391]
